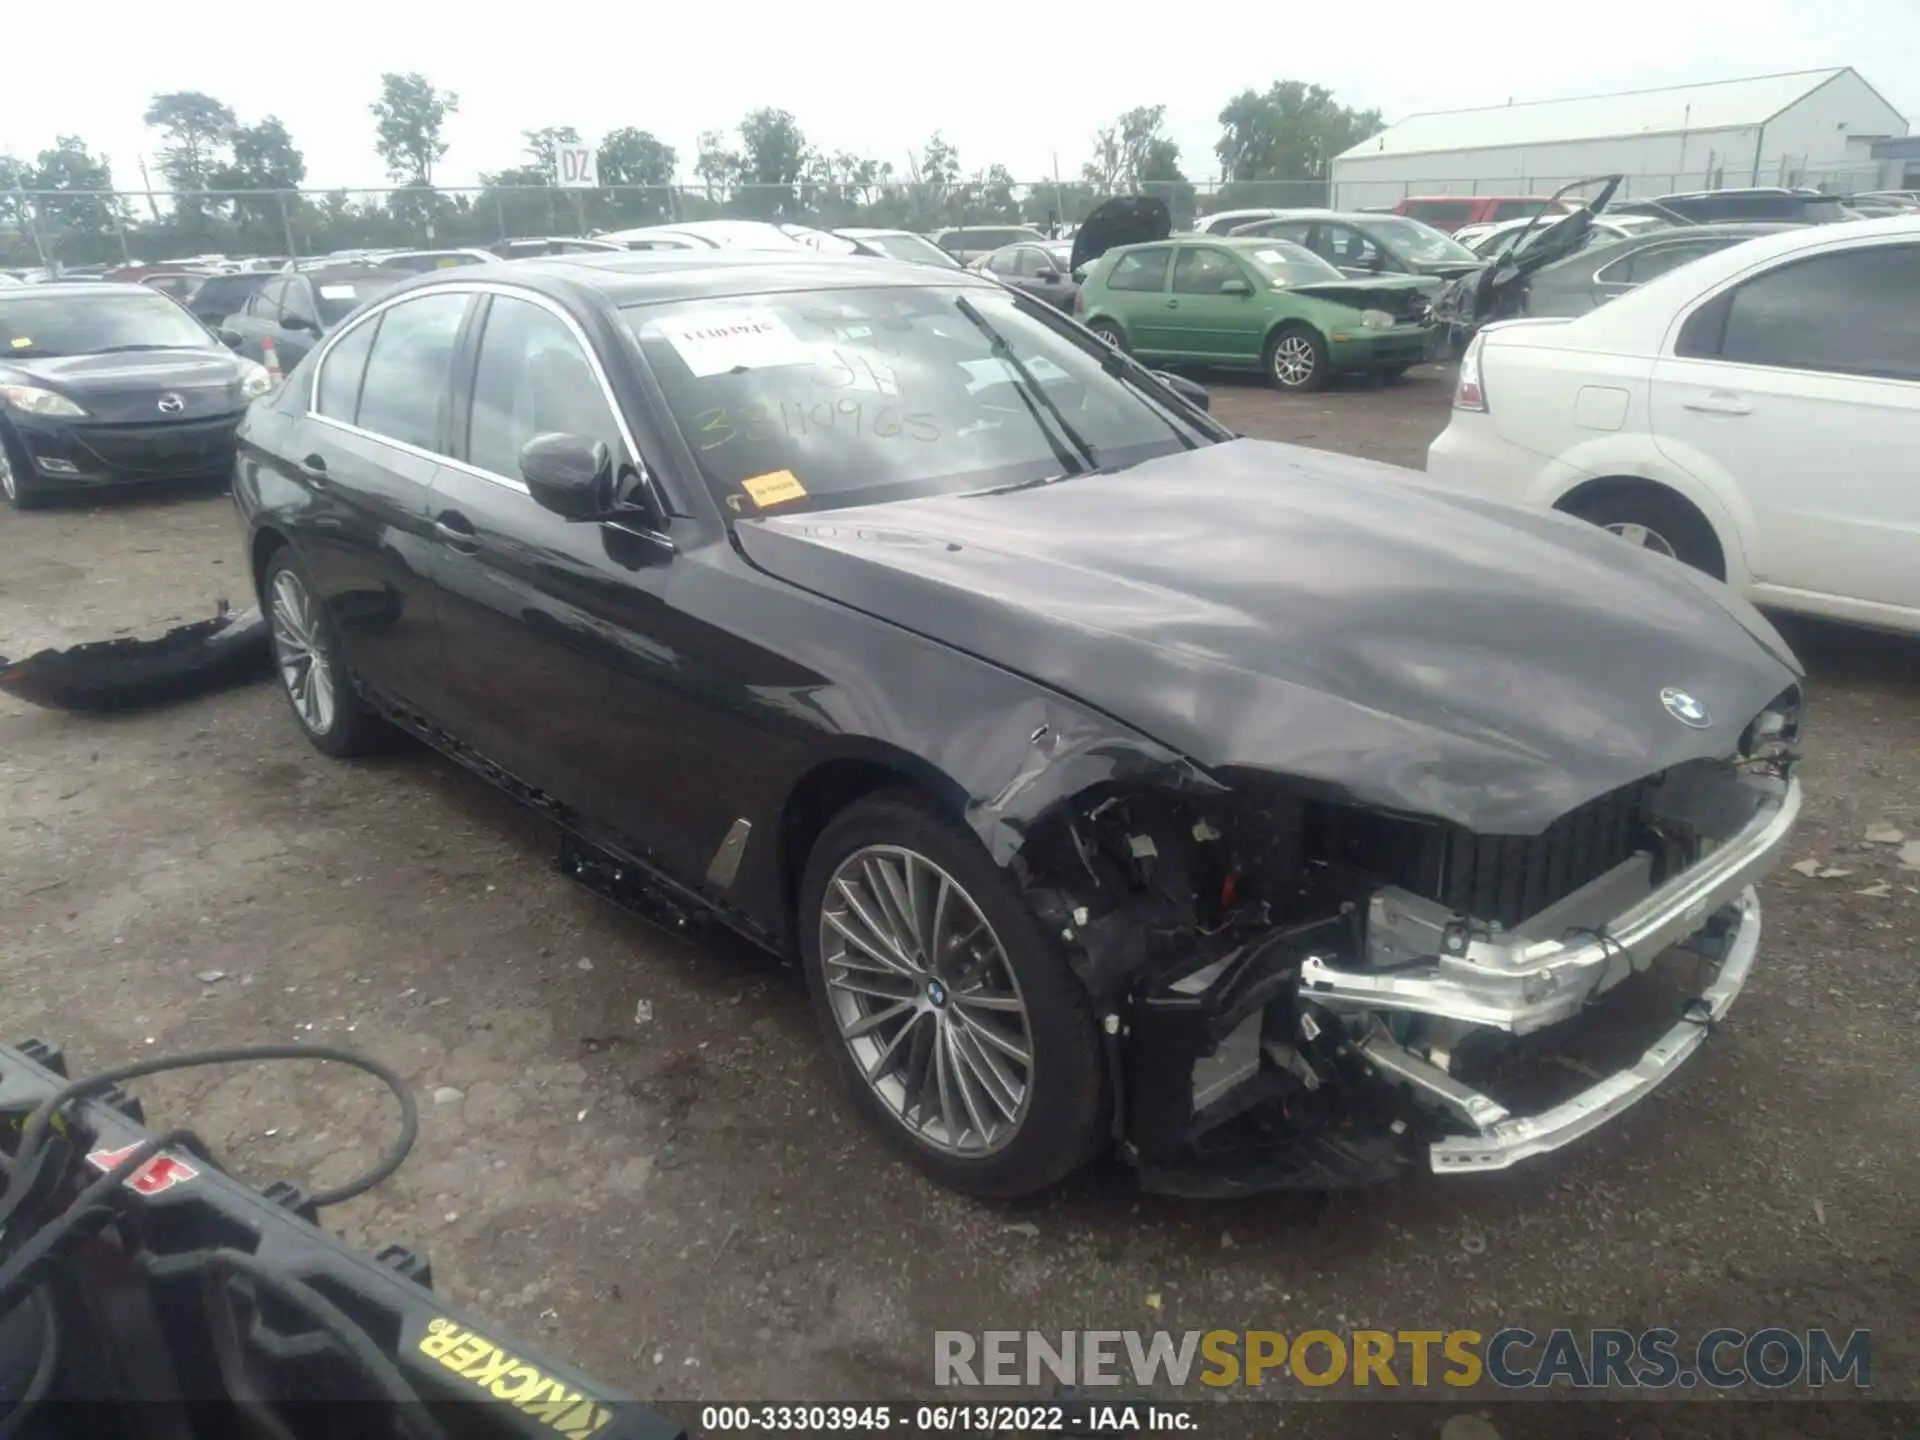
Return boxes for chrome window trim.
[306,280,675,544]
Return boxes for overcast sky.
[2,0,1915,193]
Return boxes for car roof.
[296,265,408,284]
[0,281,159,300]
[1535,213,1920,343]
[365,250,1003,309]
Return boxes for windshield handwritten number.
[693,408,735,452]
[693,402,941,447]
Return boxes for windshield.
[0,290,215,357]
[1236,241,1345,286]
[626,284,1217,516]
[1366,216,1479,263]
[313,277,402,325]
[857,232,962,269]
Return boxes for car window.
[280,278,317,325]
[315,314,379,422]
[1105,247,1171,292]
[466,295,624,481]
[353,292,471,452]
[1490,200,1554,222]
[1018,247,1058,278]
[1403,200,1474,226]
[0,288,216,357]
[313,277,401,326]
[1708,243,1920,382]
[251,279,287,322]
[1323,225,1382,268]
[625,284,1215,517]
[986,249,1021,277]
[1171,247,1246,294]
[1604,239,1729,285]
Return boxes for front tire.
[1265,324,1329,391]
[0,425,45,511]
[1087,319,1129,353]
[263,549,386,757]
[1564,488,1725,579]
[798,789,1107,1198]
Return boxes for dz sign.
[555,144,599,189]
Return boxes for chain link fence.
[2,160,1895,268]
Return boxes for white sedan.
[1426,215,1920,636]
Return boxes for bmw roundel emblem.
[926,979,949,1008]
[1660,688,1712,729]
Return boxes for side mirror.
[218,328,242,350]
[1152,370,1211,412]
[1219,279,1253,296]
[1037,268,1061,282]
[1367,251,1386,272]
[521,432,613,521]
[282,313,315,333]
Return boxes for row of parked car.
[5,187,1912,634]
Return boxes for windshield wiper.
[952,295,1098,476]
[92,343,196,353]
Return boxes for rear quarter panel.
[1479,325,1752,584]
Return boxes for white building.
[1331,68,1909,209]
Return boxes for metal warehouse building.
[1330,68,1910,209]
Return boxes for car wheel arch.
[777,750,971,943]
[250,526,292,605]
[1552,476,1733,580]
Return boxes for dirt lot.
[3,364,1916,1436]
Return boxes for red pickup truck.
[1392,195,1575,231]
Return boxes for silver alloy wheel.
[1604,521,1679,559]
[1271,334,1317,387]
[0,444,14,501]
[269,569,337,736]
[1096,324,1121,348]
[819,844,1034,1156]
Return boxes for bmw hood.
[1,349,252,422]
[734,438,1801,834]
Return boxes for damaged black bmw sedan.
[233,251,1804,1198]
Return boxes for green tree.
[371,73,459,187]
[214,117,305,249]
[907,132,961,229]
[693,130,740,211]
[27,137,127,262]
[736,108,809,219]
[144,91,236,242]
[597,126,677,223]
[522,126,581,180]
[1213,81,1382,208]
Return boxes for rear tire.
[1564,488,1725,579]
[1264,324,1329,392]
[798,788,1108,1198]
[1087,319,1129,353]
[263,549,387,757]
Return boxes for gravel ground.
[2,363,1915,1438]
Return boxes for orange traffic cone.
[260,333,284,385]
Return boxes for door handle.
[1164,299,1179,309]
[1683,393,1751,416]
[434,511,479,553]
[297,453,328,483]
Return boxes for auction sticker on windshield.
[657,308,812,377]
[741,469,808,508]
[320,285,358,300]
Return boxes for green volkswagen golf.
[1075,236,1436,391]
